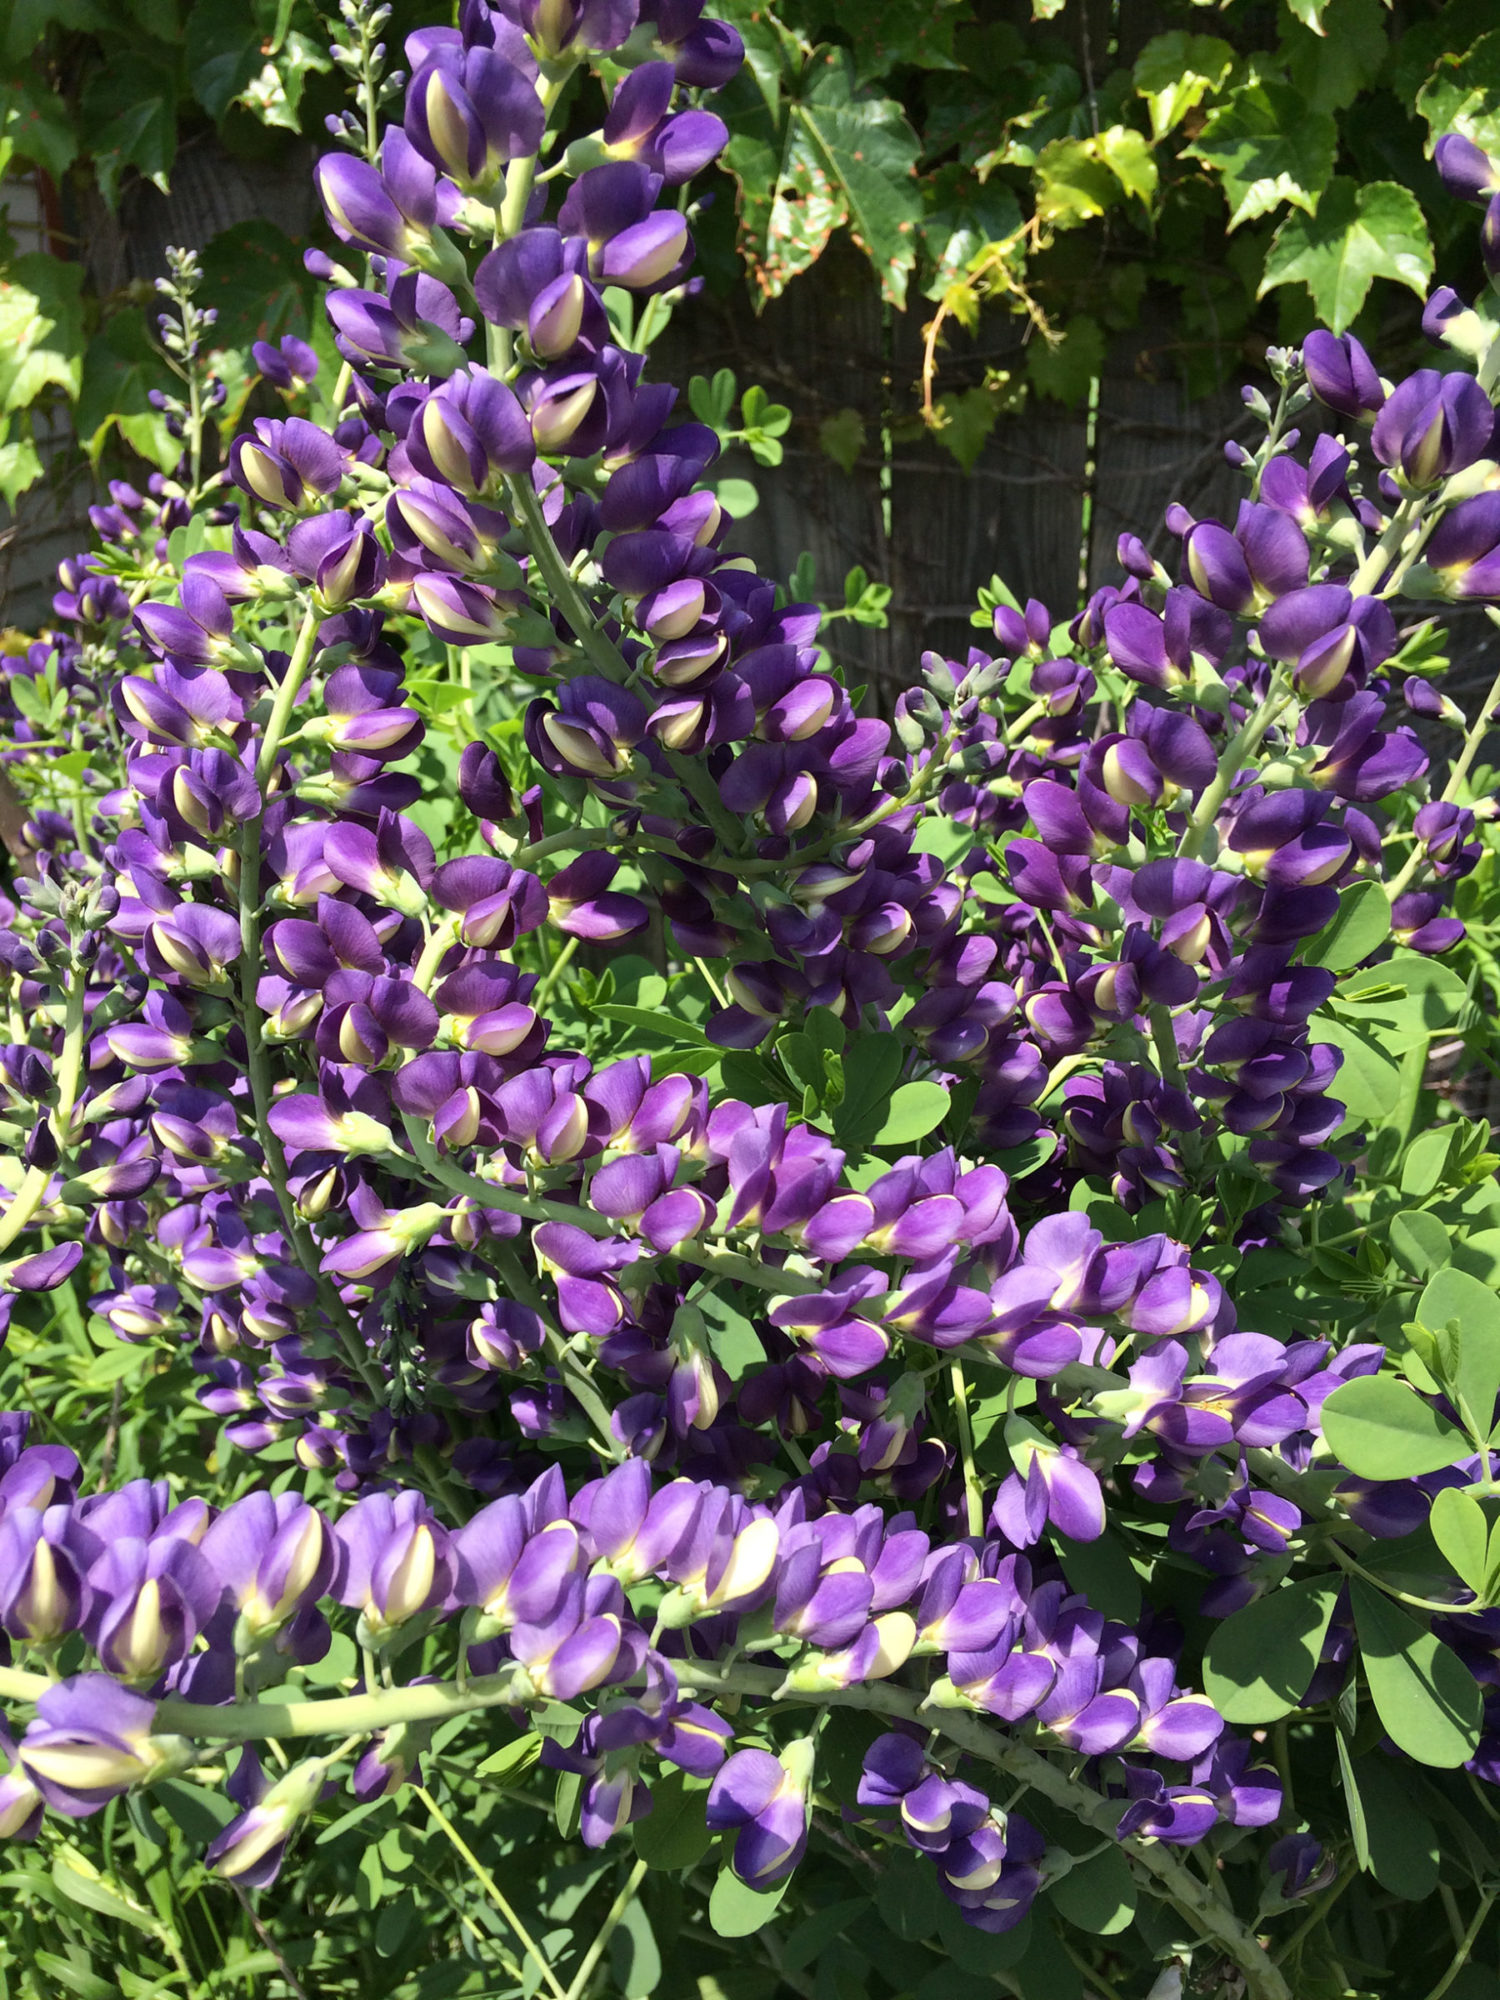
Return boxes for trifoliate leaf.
[1260,178,1432,332]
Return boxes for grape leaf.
[1133,32,1235,141]
[1281,0,1388,115]
[1027,314,1105,407]
[1260,179,1432,333]
[1184,81,1336,228]
[1415,29,1500,158]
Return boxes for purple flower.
[21,1678,186,1817]
[706,1741,813,1888]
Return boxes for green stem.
[950,1358,983,1537]
[414,1782,570,2000]
[1422,1888,1496,2000]
[505,472,633,684]
[1180,669,1292,859]
[21,1653,1286,2000]
[562,1856,649,2000]
[254,602,324,791]
[234,604,385,1402]
[533,933,581,1012]
[1350,497,1422,598]
[0,965,87,1255]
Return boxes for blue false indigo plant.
[5,10,1500,1998]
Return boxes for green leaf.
[814,0,964,83]
[80,47,177,204]
[236,28,332,132]
[1047,1844,1135,1935]
[1033,136,1119,228]
[1306,1016,1399,1126]
[1281,0,1388,115]
[1415,30,1500,159]
[1,78,78,178]
[1184,81,1336,228]
[1389,1210,1453,1279]
[909,815,975,865]
[0,423,43,506]
[920,176,1023,296]
[1352,1580,1482,1767]
[1417,1265,1500,1426]
[1400,1127,1454,1200]
[783,1898,869,1971]
[1260,178,1433,334]
[1027,314,1105,407]
[1203,1578,1341,1723]
[874,1081,951,1146]
[1320,1374,1467,1478]
[794,51,923,306]
[1133,32,1235,141]
[186,0,264,118]
[1356,1756,1440,1900]
[608,1895,661,1997]
[153,1778,237,1843]
[633,1770,713,1870]
[51,1850,159,1934]
[709,1863,790,1935]
[698,1292,765,1382]
[200,219,317,352]
[475,1733,542,1784]
[593,1004,710,1046]
[1334,1729,1368,1871]
[0,253,84,416]
[1284,0,1329,25]
[3,0,108,63]
[1430,1486,1490,1594]
[1301,877,1392,973]
[1096,126,1158,209]
[1052,1529,1142,1624]
[75,309,178,469]
[818,407,866,473]
[722,42,921,307]
[831,1032,906,1150]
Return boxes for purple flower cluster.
[3,0,1500,1966]
[0,1412,1289,1895]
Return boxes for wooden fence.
[4,140,1498,714]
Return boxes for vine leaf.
[1184,80,1336,228]
[722,39,921,307]
[1260,179,1433,334]
[1133,31,1234,141]
[1415,29,1500,158]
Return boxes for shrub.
[3,8,1500,1998]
